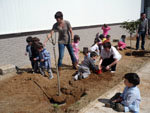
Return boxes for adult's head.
[55,11,63,23]
[103,42,111,52]
[141,13,146,20]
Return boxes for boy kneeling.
[74,52,100,80]
[105,73,141,113]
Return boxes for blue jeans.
[58,43,77,67]
[136,31,146,50]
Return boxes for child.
[105,73,141,113]
[74,52,99,80]
[99,34,107,43]
[118,35,127,50]
[31,37,40,73]
[35,42,53,79]
[25,36,33,70]
[101,24,111,37]
[90,37,100,56]
[83,47,90,60]
[106,35,111,41]
[72,35,80,63]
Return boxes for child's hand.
[41,59,44,62]
[112,97,122,103]
[112,99,117,103]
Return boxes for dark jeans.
[102,55,116,71]
[136,31,146,50]
[110,93,125,112]
[58,43,77,67]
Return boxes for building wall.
[144,0,150,19]
[0,25,129,67]
[0,0,141,35]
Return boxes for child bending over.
[105,73,141,113]
[74,52,99,80]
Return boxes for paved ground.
[78,61,150,113]
[0,25,129,67]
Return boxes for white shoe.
[111,71,115,73]
[74,74,79,81]
[49,75,54,79]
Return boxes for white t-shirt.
[90,44,99,55]
[101,46,121,61]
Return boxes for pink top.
[72,42,79,60]
[102,26,111,37]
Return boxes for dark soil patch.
[0,49,149,113]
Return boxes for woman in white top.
[99,42,121,73]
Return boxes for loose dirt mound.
[0,49,149,113]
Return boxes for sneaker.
[105,101,116,108]
[111,71,115,73]
[74,74,79,81]
[78,75,83,80]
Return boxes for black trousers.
[102,55,116,71]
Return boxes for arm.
[43,52,50,61]
[90,59,99,71]
[99,57,103,69]
[43,30,54,46]
[106,59,118,70]
[121,93,137,112]
[146,19,149,35]
[69,28,74,40]
[107,26,111,30]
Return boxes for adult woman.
[99,42,121,73]
[44,11,77,71]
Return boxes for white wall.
[0,0,141,35]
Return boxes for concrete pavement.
[79,61,150,113]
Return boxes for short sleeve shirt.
[52,20,71,44]
[101,46,122,61]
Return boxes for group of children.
[73,24,125,80]
[25,36,53,79]
[25,24,141,113]
[72,25,141,113]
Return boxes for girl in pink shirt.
[72,35,80,63]
[118,35,126,50]
[102,24,111,37]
